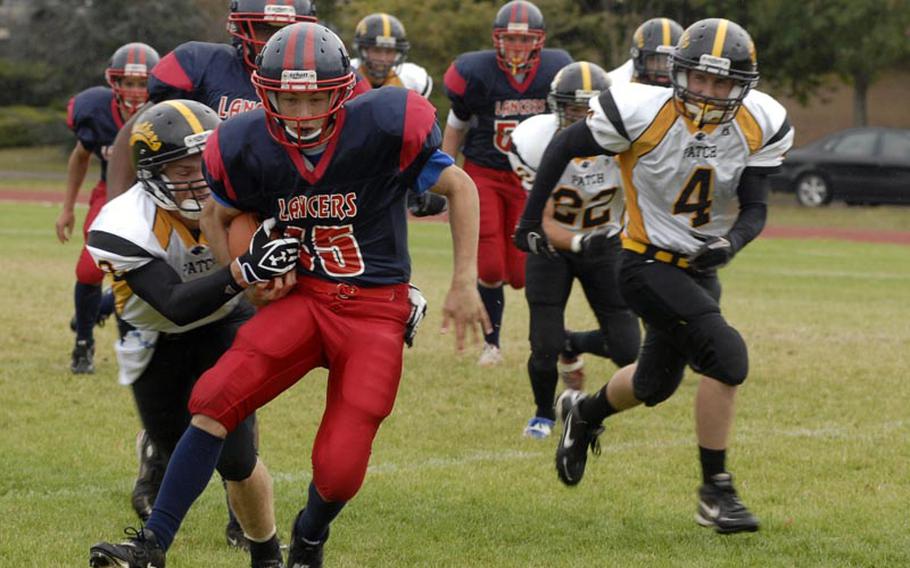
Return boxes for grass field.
[1,201,909,567]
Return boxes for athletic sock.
[295,482,346,543]
[145,426,225,550]
[566,330,608,358]
[527,358,558,420]
[248,531,281,564]
[477,284,504,346]
[74,282,101,341]
[579,384,618,424]
[699,446,726,484]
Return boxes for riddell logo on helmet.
[264,5,296,22]
[281,70,318,91]
[507,23,529,32]
[123,63,148,76]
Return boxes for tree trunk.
[852,72,869,127]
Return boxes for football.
[227,212,261,259]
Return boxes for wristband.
[571,234,584,253]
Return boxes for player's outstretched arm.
[106,110,145,201]
[430,165,492,352]
[55,141,92,243]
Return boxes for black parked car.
[770,127,910,206]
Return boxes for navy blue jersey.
[149,42,260,118]
[444,49,572,170]
[204,88,441,286]
[66,86,125,181]
[149,41,373,119]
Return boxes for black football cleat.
[71,339,95,374]
[225,515,251,551]
[554,390,603,487]
[287,515,326,568]
[252,558,286,568]
[131,431,165,522]
[89,527,166,568]
[695,472,761,534]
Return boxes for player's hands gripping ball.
[234,217,300,285]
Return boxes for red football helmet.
[492,0,546,75]
[105,42,160,119]
[252,23,355,149]
[228,0,318,70]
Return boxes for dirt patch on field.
[760,225,910,245]
[0,189,88,204]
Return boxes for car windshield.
[880,131,910,160]
[830,131,878,157]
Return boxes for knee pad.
[686,316,749,386]
[216,419,258,482]
[632,364,685,407]
[605,313,642,367]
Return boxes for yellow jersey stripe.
[152,209,171,250]
[163,100,204,134]
[113,280,133,316]
[661,18,671,46]
[381,13,391,38]
[712,19,729,58]
[619,99,678,244]
[735,105,763,154]
[580,62,592,92]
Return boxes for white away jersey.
[509,113,624,237]
[87,184,240,333]
[607,59,634,85]
[586,82,793,254]
[352,59,433,98]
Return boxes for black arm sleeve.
[124,258,242,327]
[726,167,771,253]
[520,119,609,223]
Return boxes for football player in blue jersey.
[443,0,572,366]
[89,22,489,568]
[104,0,372,201]
[98,0,323,543]
[55,42,159,375]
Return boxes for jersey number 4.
[287,224,365,277]
[673,167,713,228]
[493,119,520,154]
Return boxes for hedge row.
[0,106,70,148]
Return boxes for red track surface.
[2,188,907,245]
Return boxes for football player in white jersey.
[507,61,640,440]
[608,17,684,86]
[352,12,433,97]
[516,18,793,533]
[87,100,299,568]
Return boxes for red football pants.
[76,181,107,285]
[463,160,527,289]
[189,277,411,502]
